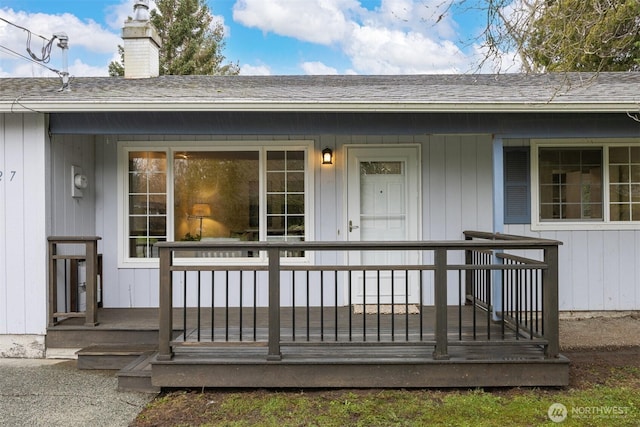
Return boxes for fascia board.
[1,101,638,114]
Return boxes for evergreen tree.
[109,0,239,76]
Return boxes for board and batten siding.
[505,226,640,311]
[0,113,48,356]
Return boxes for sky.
[0,0,518,78]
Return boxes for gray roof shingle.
[1,73,639,112]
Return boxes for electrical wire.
[0,43,61,74]
[0,15,58,63]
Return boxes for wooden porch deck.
[47,306,569,389]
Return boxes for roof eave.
[0,101,637,114]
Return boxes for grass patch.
[133,386,640,427]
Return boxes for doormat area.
[352,304,420,315]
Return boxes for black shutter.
[504,147,531,224]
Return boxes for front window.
[533,141,640,228]
[122,144,309,263]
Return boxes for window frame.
[118,140,315,268]
[531,139,640,231]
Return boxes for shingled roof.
[1,72,639,113]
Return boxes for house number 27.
[0,171,17,181]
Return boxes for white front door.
[346,145,421,304]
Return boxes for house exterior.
[1,70,639,360]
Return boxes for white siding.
[424,135,494,240]
[0,113,48,335]
[50,134,96,235]
[505,226,640,311]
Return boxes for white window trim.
[531,138,640,231]
[118,140,315,268]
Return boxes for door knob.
[349,220,359,232]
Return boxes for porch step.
[76,344,157,370]
[47,327,159,349]
[117,351,161,394]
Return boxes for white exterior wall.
[0,113,49,357]
[505,226,640,312]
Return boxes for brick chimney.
[122,0,161,78]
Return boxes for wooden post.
[84,239,99,326]
[48,240,57,327]
[433,248,449,360]
[267,247,281,361]
[464,235,473,304]
[158,246,174,361]
[543,244,560,358]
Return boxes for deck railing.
[156,232,561,361]
[47,236,102,326]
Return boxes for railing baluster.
[197,271,201,342]
[419,269,424,341]
[405,269,409,342]
[225,271,229,341]
[362,269,366,342]
[183,271,187,342]
[391,269,395,342]
[211,271,215,342]
[334,270,338,342]
[485,268,491,341]
[239,271,243,342]
[348,270,352,342]
[292,271,296,342]
[253,271,257,342]
[306,270,310,342]
[376,269,380,342]
[320,271,324,342]
[458,270,462,340]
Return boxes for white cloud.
[233,0,359,45]
[0,7,120,77]
[232,0,475,74]
[105,0,139,31]
[301,61,338,75]
[347,26,465,74]
[240,63,272,75]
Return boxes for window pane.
[266,150,306,250]
[267,151,285,171]
[267,194,285,214]
[609,147,629,164]
[267,172,285,192]
[608,146,640,222]
[538,148,602,221]
[286,151,305,171]
[173,151,259,249]
[288,172,305,192]
[128,151,167,258]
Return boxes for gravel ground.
[560,313,640,350]
[0,359,153,427]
